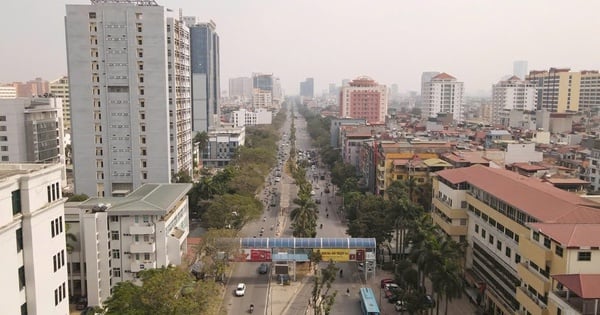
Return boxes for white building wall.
[66,4,190,197]
[0,164,68,315]
[504,143,543,165]
[423,77,464,122]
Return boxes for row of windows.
[54,282,66,306]
[469,204,520,244]
[53,250,65,272]
[475,224,521,264]
[51,216,63,238]
[47,182,60,203]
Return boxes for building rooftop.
[439,165,600,223]
[72,183,192,215]
[530,223,600,247]
[552,274,600,299]
[0,163,60,181]
[432,72,456,80]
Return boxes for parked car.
[324,187,330,193]
[315,198,321,204]
[75,297,88,310]
[423,294,435,307]
[358,262,374,272]
[380,278,394,288]
[395,300,407,311]
[235,283,246,296]
[258,263,269,274]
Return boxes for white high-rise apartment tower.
[491,76,537,124]
[66,0,193,197]
[421,73,464,122]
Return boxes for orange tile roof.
[512,163,548,172]
[433,72,456,80]
[552,274,600,299]
[450,165,600,223]
[435,167,471,184]
[530,223,600,247]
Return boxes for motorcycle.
[249,304,254,313]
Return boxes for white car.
[358,262,374,272]
[274,177,281,182]
[235,283,246,296]
[310,190,316,196]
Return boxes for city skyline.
[2,0,600,96]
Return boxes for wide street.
[221,106,478,315]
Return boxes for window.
[1,145,7,151]
[505,247,511,258]
[142,215,149,223]
[0,115,6,121]
[20,303,26,315]
[533,231,540,241]
[489,235,494,244]
[0,136,7,141]
[555,246,563,257]
[18,266,25,290]
[89,12,96,19]
[475,224,479,233]
[497,240,502,250]
[482,229,486,238]
[112,249,120,259]
[111,231,119,240]
[110,216,119,222]
[515,254,521,264]
[12,190,21,215]
[16,228,23,252]
[144,253,151,260]
[113,268,121,277]
[543,237,551,249]
[578,252,591,261]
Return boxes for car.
[75,297,88,310]
[310,190,316,196]
[258,263,269,274]
[395,300,407,311]
[235,283,246,296]
[274,177,281,182]
[380,278,394,288]
[315,198,321,204]
[324,187,330,193]
[385,283,400,291]
[423,294,435,308]
[358,262,374,272]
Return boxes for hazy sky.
[2,0,600,96]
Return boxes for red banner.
[249,249,272,262]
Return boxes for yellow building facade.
[433,165,600,315]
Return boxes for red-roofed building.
[432,165,600,315]
[339,76,388,124]
[550,274,600,314]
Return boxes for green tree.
[194,228,239,281]
[67,194,89,202]
[103,266,220,315]
[311,261,338,315]
[193,131,208,152]
[172,170,192,183]
[201,194,262,229]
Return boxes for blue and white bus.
[359,287,381,315]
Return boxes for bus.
[359,287,381,315]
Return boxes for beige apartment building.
[432,165,600,315]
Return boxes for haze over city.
[2,0,600,95]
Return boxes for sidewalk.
[268,270,312,315]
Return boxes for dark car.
[324,187,330,193]
[423,294,435,308]
[258,263,269,274]
[76,297,88,310]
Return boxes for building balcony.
[431,212,467,237]
[516,287,549,315]
[129,224,155,235]
[517,262,550,295]
[130,261,156,272]
[518,238,552,267]
[130,242,155,253]
[432,198,467,217]
[550,290,600,315]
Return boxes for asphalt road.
[221,112,293,315]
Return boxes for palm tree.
[290,196,317,237]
